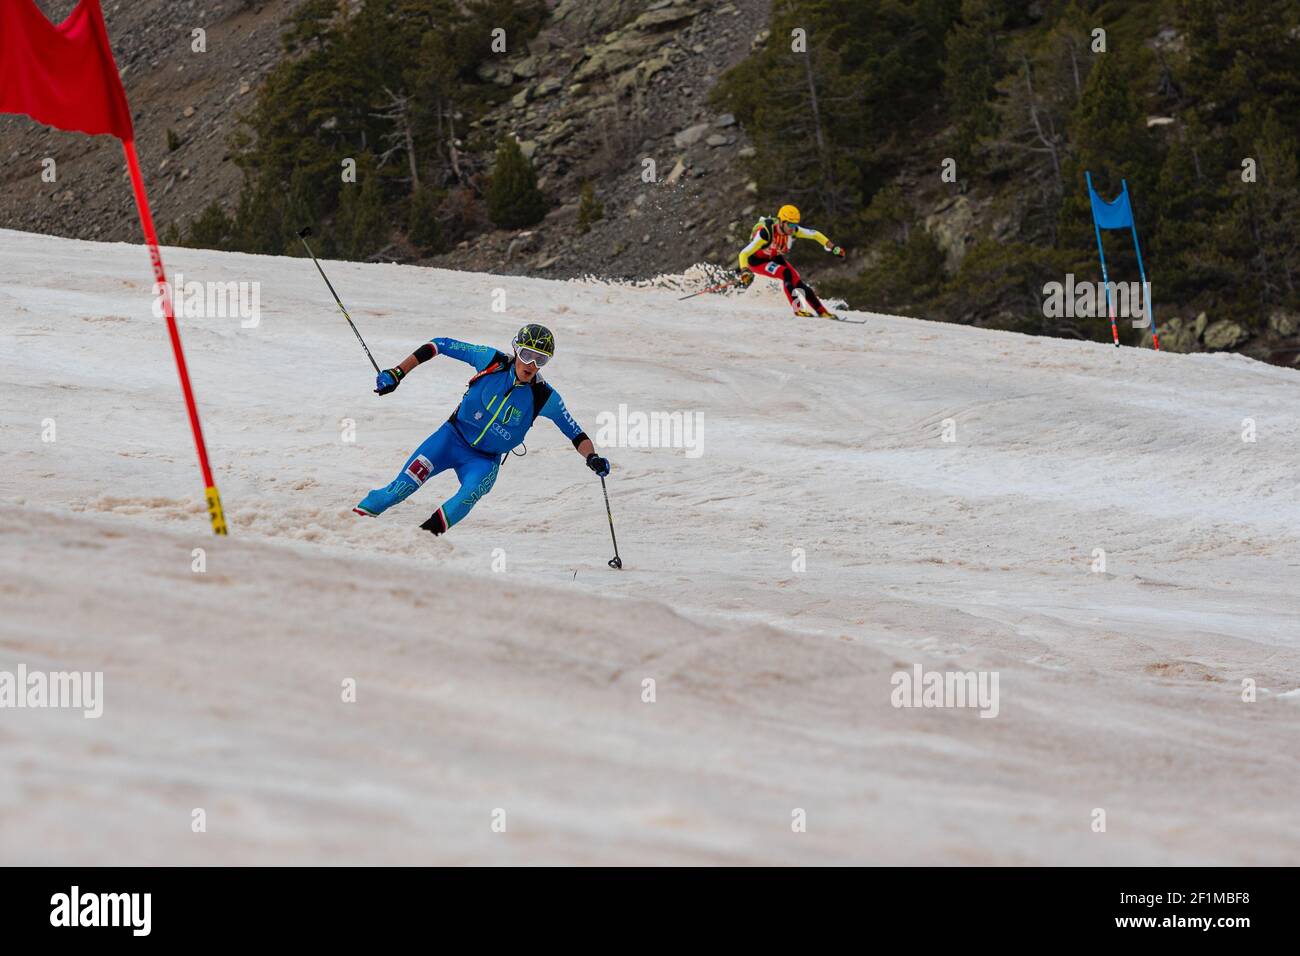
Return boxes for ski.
[793,314,867,326]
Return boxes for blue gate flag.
[1088,177,1135,229]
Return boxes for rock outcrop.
[432,0,775,279]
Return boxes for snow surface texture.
[1,227,1297,865]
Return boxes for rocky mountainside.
[0,0,297,244]
[429,0,777,281]
[8,2,1288,365]
[2,0,779,285]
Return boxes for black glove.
[586,453,611,477]
[737,270,754,288]
[374,367,405,395]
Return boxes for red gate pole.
[122,139,228,535]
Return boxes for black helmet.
[513,323,554,358]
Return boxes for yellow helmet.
[777,204,801,224]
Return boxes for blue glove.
[586,453,611,477]
[374,367,405,395]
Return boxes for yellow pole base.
[205,486,229,536]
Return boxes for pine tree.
[1180,0,1300,132]
[229,0,550,258]
[1056,49,1159,273]
[336,154,389,259]
[1149,113,1226,306]
[850,228,946,313]
[712,0,956,234]
[407,185,446,254]
[987,11,1092,241]
[232,173,287,255]
[486,137,548,230]
[577,182,604,234]
[1166,0,1300,327]
[1250,111,1300,306]
[943,0,1007,173]
[185,202,235,251]
[1200,111,1300,323]
[940,239,1076,336]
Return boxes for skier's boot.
[420,507,448,536]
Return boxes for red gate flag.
[0,0,228,534]
[0,0,133,139]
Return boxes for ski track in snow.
[1,227,1298,864]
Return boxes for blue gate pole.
[1086,171,1120,347]
[1124,179,1159,350]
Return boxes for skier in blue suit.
[354,324,611,535]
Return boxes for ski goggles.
[514,345,552,367]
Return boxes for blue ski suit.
[356,338,588,529]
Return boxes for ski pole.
[678,278,739,301]
[297,226,381,373]
[599,475,623,570]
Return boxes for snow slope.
[1,227,1298,864]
